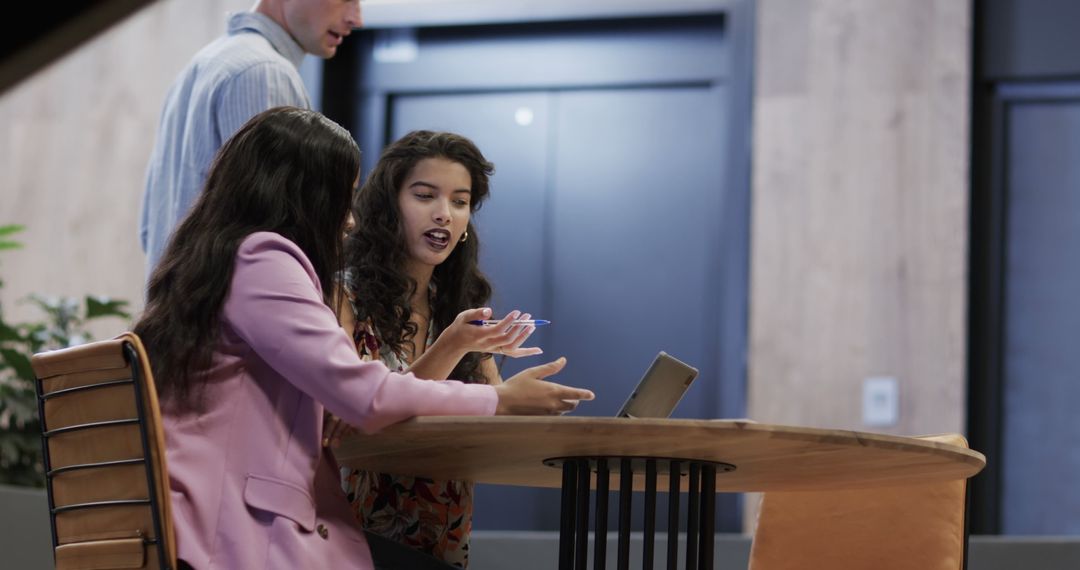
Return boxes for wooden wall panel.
[749,0,971,436]
[0,0,249,333]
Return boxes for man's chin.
[304,42,336,59]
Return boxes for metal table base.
[545,456,734,570]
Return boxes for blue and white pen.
[468,319,551,326]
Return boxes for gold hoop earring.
[460,231,468,243]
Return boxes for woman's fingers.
[503,346,543,358]
[490,310,521,330]
[503,320,539,354]
[478,310,532,353]
[459,307,493,323]
[505,317,535,347]
[552,384,595,402]
[497,357,594,415]
[555,398,580,414]
[525,356,567,378]
[538,384,592,414]
[529,357,596,407]
[453,308,550,356]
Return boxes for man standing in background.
[139,0,362,276]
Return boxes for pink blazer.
[162,232,497,569]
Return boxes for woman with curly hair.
[339,130,541,567]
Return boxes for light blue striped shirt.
[139,12,311,276]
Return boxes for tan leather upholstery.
[32,333,177,570]
[748,433,969,570]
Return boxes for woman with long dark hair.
[135,108,592,570]
[339,130,542,567]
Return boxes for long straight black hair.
[135,107,360,411]
[345,130,494,383]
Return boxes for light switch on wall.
[862,376,899,427]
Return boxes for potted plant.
[0,224,131,486]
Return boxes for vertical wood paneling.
[749,0,971,435]
[0,0,249,331]
[746,0,971,531]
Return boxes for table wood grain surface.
[334,417,985,492]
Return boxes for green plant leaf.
[85,296,131,320]
[0,225,25,237]
[0,224,25,250]
[0,321,23,342]
[0,349,35,383]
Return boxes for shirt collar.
[227,11,306,69]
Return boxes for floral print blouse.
[341,318,473,568]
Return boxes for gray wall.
[0,484,53,569]
[469,532,1077,570]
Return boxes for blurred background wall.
[0,0,251,330]
[746,0,971,529]
[749,0,970,435]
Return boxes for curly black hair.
[345,130,495,383]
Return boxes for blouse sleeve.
[221,233,497,433]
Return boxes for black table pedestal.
[544,456,735,570]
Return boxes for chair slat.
[55,504,157,544]
[45,384,138,431]
[40,367,131,395]
[52,462,149,508]
[32,338,128,380]
[55,537,146,570]
[47,423,144,471]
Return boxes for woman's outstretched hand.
[493,357,595,415]
[441,307,543,358]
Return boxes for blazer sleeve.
[221,233,497,433]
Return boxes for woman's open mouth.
[423,229,451,250]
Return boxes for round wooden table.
[336,417,985,570]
